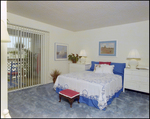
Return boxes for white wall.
[7,12,76,84]
[74,20,149,67]
[1,1,8,117]
[7,13,149,85]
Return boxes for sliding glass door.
[7,24,44,91]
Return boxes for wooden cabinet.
[124,68,149,93]
[69,63,91,73]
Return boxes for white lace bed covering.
[53,71,122,110]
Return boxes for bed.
[53,61,126,110]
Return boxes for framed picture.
[54,43,68,61]
[99,40,117,56]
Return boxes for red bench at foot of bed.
[59,89,80,108]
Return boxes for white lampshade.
[1,20,11,43]
[127,49,141,69]
[79,50,87,57]
[127,49,141,59]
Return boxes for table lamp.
[79,50,87,64]
[127,49,141,69]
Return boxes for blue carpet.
[8,83,149,118]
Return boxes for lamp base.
[128,59,138,69]
[80,56,86,64]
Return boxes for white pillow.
[95,66,103,73]
[94,64,108,73]
[93,64,101,72]
[95,65,114,74]
[102,65,114,74]
[93,64,110,72]
[100,64,110,67]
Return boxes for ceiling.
[7,1,149,32]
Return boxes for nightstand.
[69,63,91,73]
[124,68,149,93]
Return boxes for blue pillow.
[110,62,126,89]
[110,62,126,75]
[90,61,99,71]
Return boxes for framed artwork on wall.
[99,40,117,56]
[54,43,68,61]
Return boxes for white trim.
[8,83,43,93]
[59,92,79,99]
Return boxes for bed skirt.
[56,87,123,110]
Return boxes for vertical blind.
[7,23,49,91]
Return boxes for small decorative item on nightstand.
[127,49,141,69]
[68,53,81,63]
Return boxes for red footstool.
[59,89,80,108]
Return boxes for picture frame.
[99,40,117,56]
[54,43,68,61]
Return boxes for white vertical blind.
[7,23,49,91]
